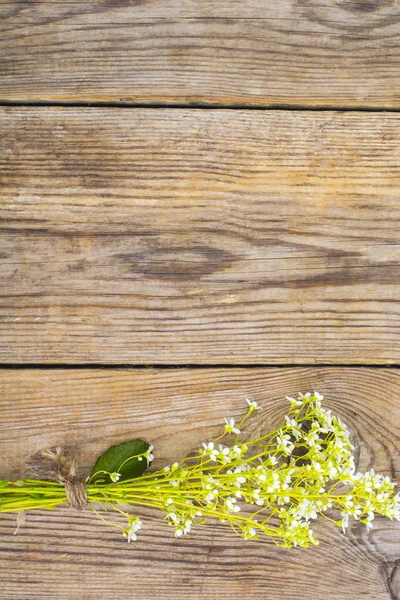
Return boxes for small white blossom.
[225,497,237,512]
[340,512,349,533]
[125,517,142,543]
[110,472,120,482]
[175,528,183,537]
[144,445,154,464]
[201,442,219,461]
[285,416,303,439]
[183,520,192,534]
[230,445,243,459]
[276,431,294,456]
[286,396,303,407]
[169,513,179,522]
[244,527,257,539]
[246,398,260,411]
[224,418,241,435]
[296,499,318,520]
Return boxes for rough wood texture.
[0,367,399,599]
[2,0,400,106]
[1,107,400,364]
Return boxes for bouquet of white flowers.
[1,392,399,549]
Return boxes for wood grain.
[1,107,400,364]
[2,0,400,106]
[0,367,399,599]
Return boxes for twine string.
[64,479,87,510]
[40,447,87,510]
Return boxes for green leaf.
[0,480,8,489]
[90,439,152,484]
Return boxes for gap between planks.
[1,363,400,370]
[1,100,400,113]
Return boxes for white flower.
[256,470,267,483]
[365,512,374,531]
[126,517,142,542]
[169,513,179,522]
[202,442,219,461]
[285,417,299,429]
[286,396,303,407]
[285,416,302,439]
[305,429,320,448]
[217,445,231,462]
[349,505,363,519]
[252,488,265,506]
[225,497,237,512]
[145,445,154,464]
[312,461,323,473]
[276,431,294,456]
[340,512,349,533]
[343,495,354,510]
[230,445,242,459]
[326,461,338,479]
[110,472,120,482]
[246,398,260,411]
[183,520,192,534]
[297,499,318,520]
[224,418,241,435]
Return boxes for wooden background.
[1,1,399,599]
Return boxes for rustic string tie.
[39,447,87,511]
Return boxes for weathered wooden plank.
[1,108,400,364]
[2,1,400,106]
[0,367,399,599]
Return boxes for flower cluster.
[1,393,399,549]
[91,392,400,547]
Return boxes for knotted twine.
[27,447,87,510]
